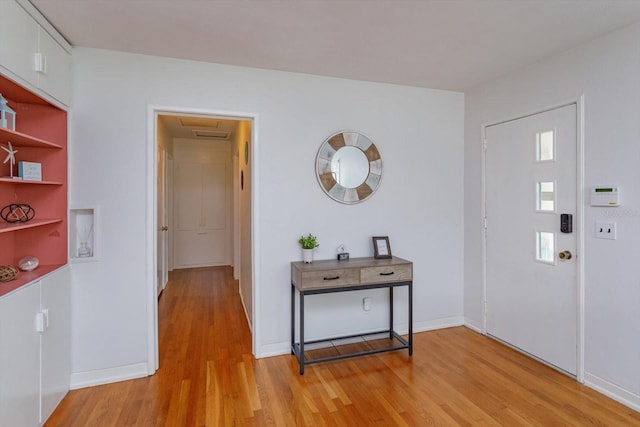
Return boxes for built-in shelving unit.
[0,127,63,149]
[0,73,67,297]
[0,178,62,185]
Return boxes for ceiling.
[158,114,241,142]
[29,0,640,92]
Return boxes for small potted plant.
[298,233,319,263]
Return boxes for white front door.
[485,104,578,375]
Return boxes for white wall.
[465,23,640,408]
[68,47,464,385]
[236,121,253,328]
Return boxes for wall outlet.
[595,221,616,240]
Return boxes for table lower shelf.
[292,330,410,370]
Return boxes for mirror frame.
[315,131,383,204]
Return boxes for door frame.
[480,97,585,382]
[146,105,260,373]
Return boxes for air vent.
[192,130,231,140]
[180,118,220,128]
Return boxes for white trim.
[147,105,259,372]
[480,125,488,334]
[251,116,261,358]
[585,372,640,412]
[413,316,464,333]
[239,283,253,334]
[576,95,586,384]
[146,107,158,374]
[481,99,585,381]
[69,363,148,390]
[463,318,483,333]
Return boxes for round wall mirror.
[315,131,382,204]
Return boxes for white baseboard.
[413,316,464,333]
[258,342,292,358]
[70,362,149,390]
[463,318,483,333]
[256,316,465,358]
[239,288,253,334]
[584,372,640,412]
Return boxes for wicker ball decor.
[0,265,18,282]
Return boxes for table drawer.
[300,268,359,289]
[360,264,412,284]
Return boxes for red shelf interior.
[0,73,67,283]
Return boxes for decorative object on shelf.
[1,203,35,223]
[18,256,39,272]
[2,141,19,178]
[316,131,382,204]
[298,233,319,263]
[336,244,350,260]
[372,236,392,259]
[0,93,16,131]
[77,222,94,258]
[0,265,18,282]
[18,161,42,181]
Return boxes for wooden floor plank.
[45,266,640,426]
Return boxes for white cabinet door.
[40,266,71,424]
[174,161,230,268]
[176,162,203,230]
[0,283,41,427]
[0,0,39,87]
[36,27,71,107]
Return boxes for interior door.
[157,151,171,297]
[485,104,577,375]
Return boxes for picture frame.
[372,236,392,259]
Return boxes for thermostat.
[590,186,620,206]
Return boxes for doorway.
[149,107,255,372]
[483,103,582,377]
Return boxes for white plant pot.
[302,248,314,263]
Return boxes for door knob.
[161,226,168,231]
[558,250,572,260]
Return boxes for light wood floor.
[46,267,640,426]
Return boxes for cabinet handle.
[379,271,395,276]
[323,276,340,281]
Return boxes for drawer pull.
[379,271,395,276]
[323,276,340,281]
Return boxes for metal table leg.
[389,287,394,339]
[299,291,305,375]
[408,282,413,355]
[290,283,295,355]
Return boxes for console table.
[290,256,413,374]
